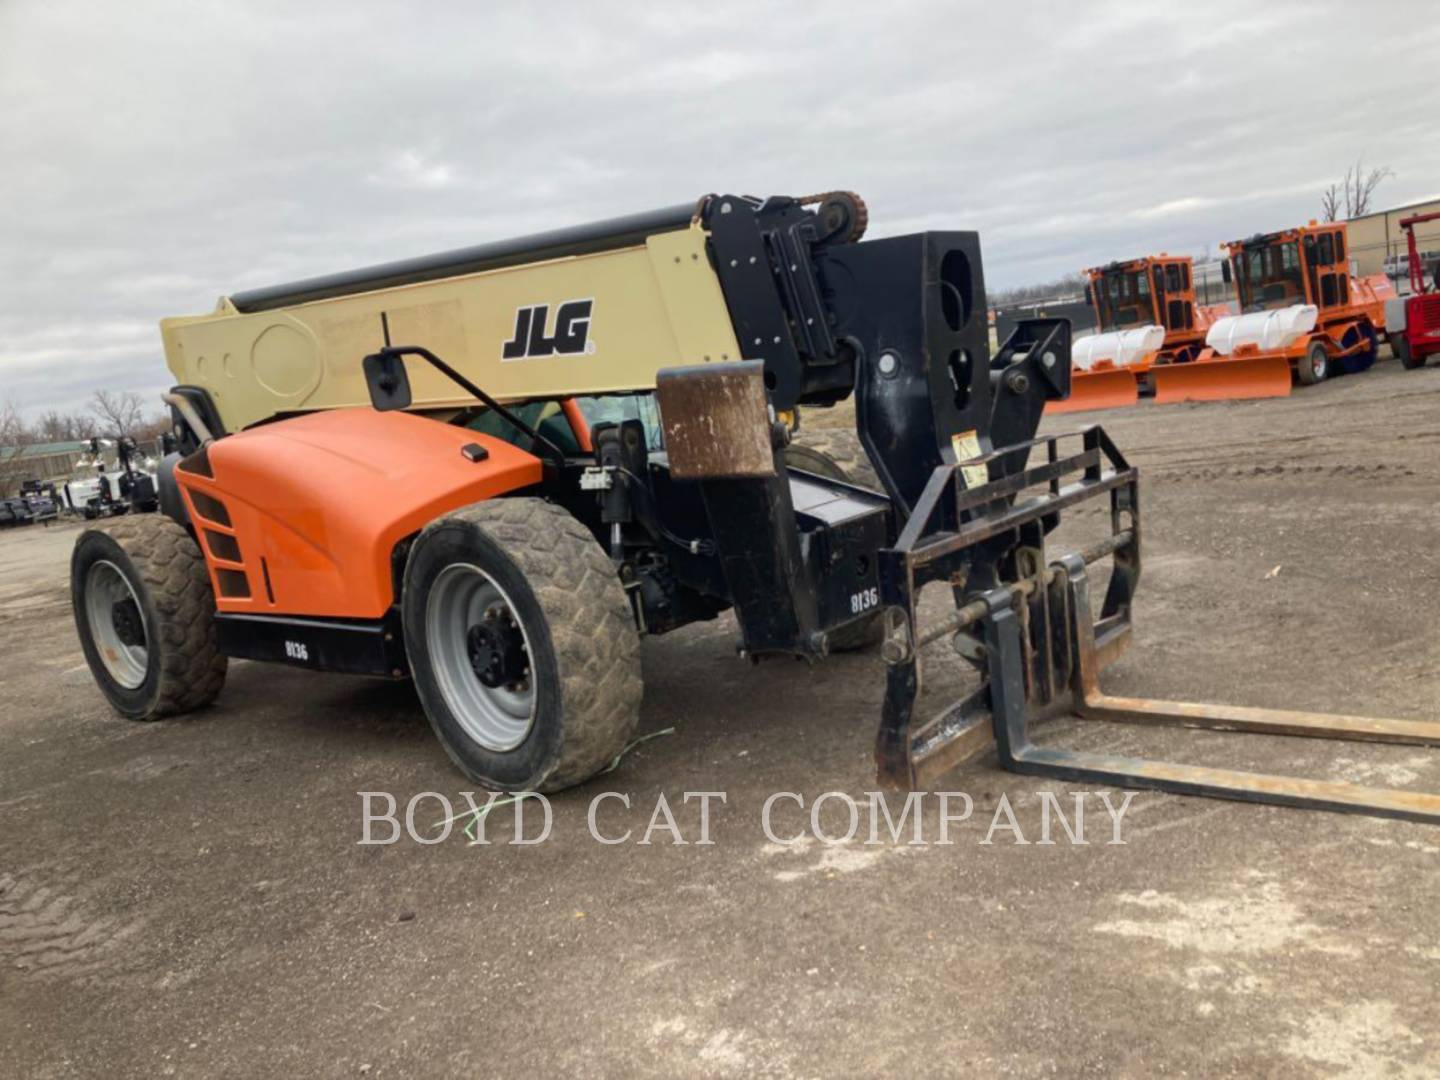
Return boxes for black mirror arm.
[369,345,568,463]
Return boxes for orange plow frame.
[1046,364,1141,414]
[1151,353,1293,405]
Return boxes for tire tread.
[424,499,642,790]
[789,428,882,491]
[81,515,226,718]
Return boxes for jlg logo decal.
[501,299,594,360]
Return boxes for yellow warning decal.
[950,430,989,489]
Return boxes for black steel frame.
[873,427,1440,822]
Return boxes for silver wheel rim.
[425,562,536,752]
[1311,350,1326,378]
[84,559,149,689]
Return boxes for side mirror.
[1084,286,1094,308]
[362,349,413,411]
[1221,260,1232,285]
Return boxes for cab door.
[1305,228,1350,313]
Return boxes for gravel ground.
[2,357,1439,1078]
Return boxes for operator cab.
[1230,226,1349,315]
[1090,258,1196,335]
[1091,265,1154,330]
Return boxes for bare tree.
[1322,157,1395,220]
[0,399,35,496]
[88,389,148,438]
[35,410,67,444]
[35,409,99,443]
[131,413,172,443]
[1345,157,1394,217]
[1320,183,1343,223]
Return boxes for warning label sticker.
[950,430,989,490]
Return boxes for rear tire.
[71,515,227,719]
[1296,340,1330,386]
[1350,323,1379,373]
[1397,336,1422,370]
[402,498,643,792]
[787,428,882,492]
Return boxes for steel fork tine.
[1036,562,1440,823]
[1075,695,1440,748]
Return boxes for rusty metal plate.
[655,362,775,479]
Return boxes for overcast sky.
[3,0,1439,421]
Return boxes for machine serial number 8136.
[850,587,880,616]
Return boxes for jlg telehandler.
[72,193,1440,821]
[1050,255,1221,414]
[1195,220,1391,399]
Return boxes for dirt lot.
[3,359,1440,1078]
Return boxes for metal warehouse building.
[1345,195,1440,275]
[0,440,86,495]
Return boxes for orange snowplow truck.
[1050,255,1214,413]
[1201,221,1391,397]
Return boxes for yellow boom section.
[160,226,740,433]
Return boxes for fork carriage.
[875,427,1440,822]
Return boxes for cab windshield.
[574,394,663,450]
[1235,241,1307,313]
[465,393,663,456]
[1094,270,1153,330]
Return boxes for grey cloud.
[2,0,1438,418]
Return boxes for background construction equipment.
[1386,210,1440,370]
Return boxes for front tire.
[402,498,642,792]
[71,515,227,719]
[1296,340,1330,386]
